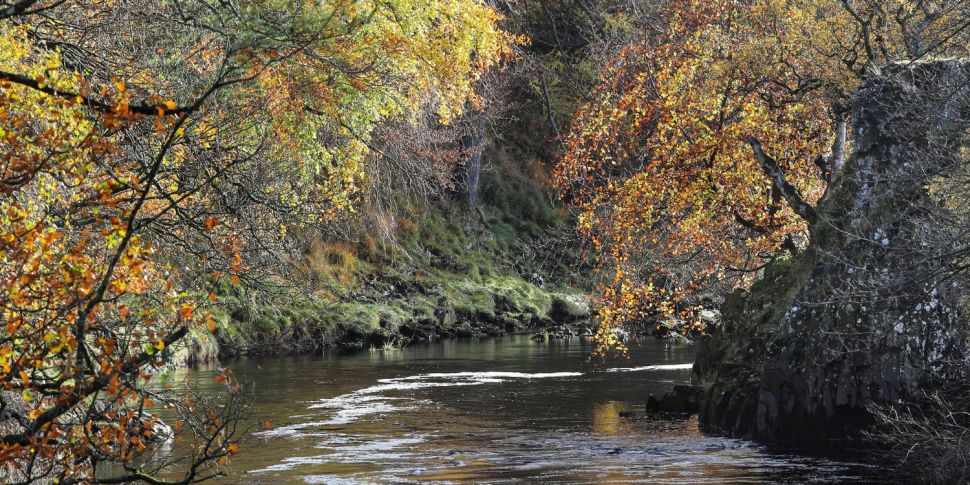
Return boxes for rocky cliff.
[695,59,970,446]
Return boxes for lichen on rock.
[695,59,970,447]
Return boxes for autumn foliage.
[553,0,970,351]
[0,1,513,483]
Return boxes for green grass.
[205,164,590,356]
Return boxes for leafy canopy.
[554,0,970,352]
[0,0,515,482]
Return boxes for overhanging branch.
[0,69,190,116]
[744,136,818,226]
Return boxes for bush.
[867,388,970,483]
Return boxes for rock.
[530,314,556,328]
[498,313,526,332]
[455,322,475,337]
[696,60,970,448]
[655,385,704,414]
[665,331,690,345]
[529,272,544,288]
[436,308,457,328]
[698,309,720,326]
[549,293,591,323]
[545,325,572,339]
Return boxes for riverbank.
[169,270,592,367]
[169,163,593,367]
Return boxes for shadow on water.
[165,335,889,484]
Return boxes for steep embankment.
[694,60,970,447]
[170,161,592,365]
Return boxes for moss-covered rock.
[208,271,585,356]
[695,60,970,448]
[166,327,220,368]
[549,293,591,322]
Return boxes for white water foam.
[389,371,583,381]
[303,476,376,485]
[260,367,688,439]
[606,363,694,372]
[300,371,582,426]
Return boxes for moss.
[694,247,821,433]
[443,280,497,320]
[191,157,589,361]
[479,171,559,232]
[166,326,220,368]
[223,270,584,353]
[486,277,552,316]
[397,294,436,322]
[549,293,591,322]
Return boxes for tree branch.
[0,69,189,116]
[0,0,41,20]
[733,209,768,234]
[744,136,818,225]
[1,326,189,447]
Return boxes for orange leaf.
[179,303,194,320]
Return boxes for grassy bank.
[170,160,592,363]
[210,274,589,356]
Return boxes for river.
[171,335,881,483]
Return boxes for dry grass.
[306,240,360,289]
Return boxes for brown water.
[174,335,880,484]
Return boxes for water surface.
[176,335,879,483]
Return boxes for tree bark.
[744,137,818,226]
[460,115,486,208]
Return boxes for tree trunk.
[461,115,486,208]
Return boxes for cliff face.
[695,60,970,446]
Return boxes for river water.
[175,335,881,484]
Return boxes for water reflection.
[166,335,880,484]
[591,401,632,436]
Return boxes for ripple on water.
[281,371,589,431]
[606,363,695,372]
[228,337,882,484]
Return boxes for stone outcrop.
[695,60,970,446]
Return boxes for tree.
[553,0,970,351]
[0,0,514,482]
